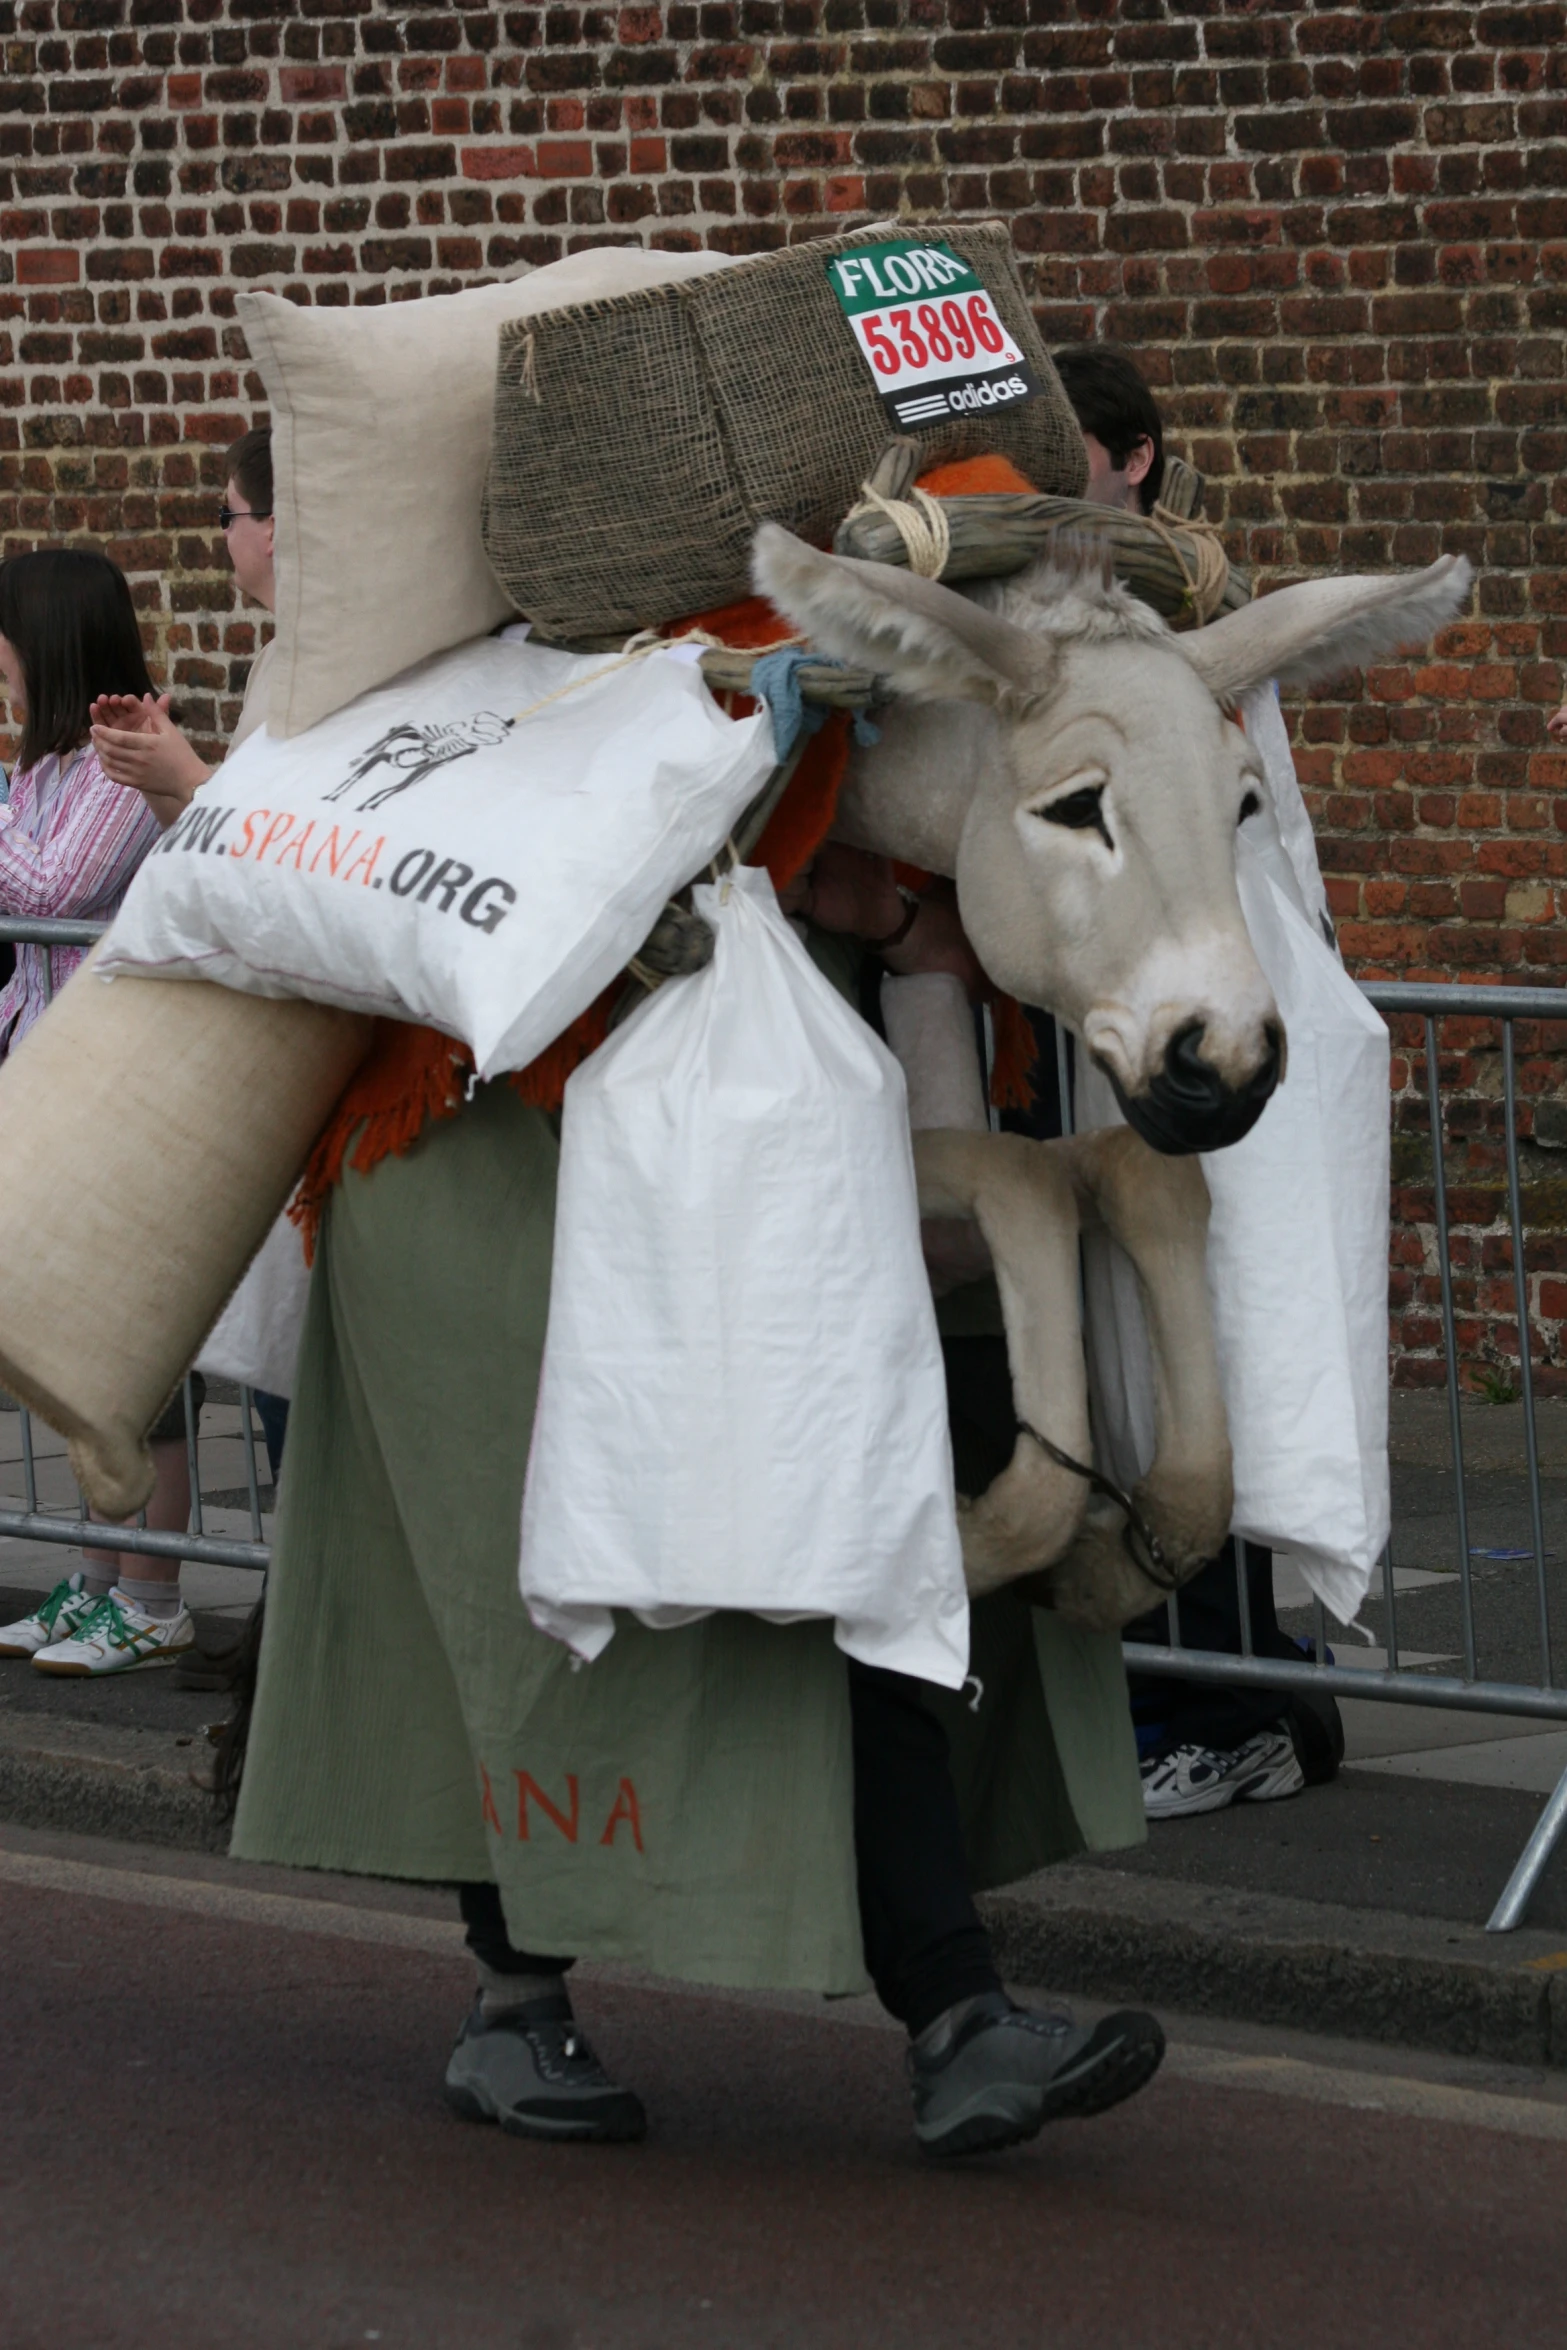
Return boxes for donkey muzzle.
[1106,1018,1283,1156]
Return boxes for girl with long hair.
[0,547,160,1052]
[0,547,197,1676]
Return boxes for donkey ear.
[1175,554,1473,700]
[752,524,1051,709]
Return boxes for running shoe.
[445,1993,646,2143]
[910,1992,1165,2158]
[0,1572,101,1659]
[1140,1740,1253,1818]
[1228,1725,1306,1804]
[32,1590,195,1676]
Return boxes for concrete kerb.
[981,1864,1567,2072]
[5,1710,1567,2067]
[0,1714,227,1856]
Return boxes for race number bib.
[826,240,1042,432]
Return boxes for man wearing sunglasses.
[90,425,293,1494]
[89,428,275,820]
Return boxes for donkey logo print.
[324,712,515,812]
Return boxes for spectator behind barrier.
[0,548,160,1054]
[0,547,205,1676]
[1051,345,1166,517]
[89,427,275,820]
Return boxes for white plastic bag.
[99,635,773,1080]
[1237,680,1333,941]
[1081,829,1390,1624]
[195,1210,310,1399]
[519,865,969,1687]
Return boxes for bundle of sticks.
[831,439,1250,625]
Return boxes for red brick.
[461,144,536,180]
[536,139,592,177]
[279,68,347,106]
[18,248,81,285]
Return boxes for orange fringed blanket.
[294,453,1041,1253]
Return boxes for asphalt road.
[3,1827,1566,2350]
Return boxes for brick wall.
[3,1,1567,1385]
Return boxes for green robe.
[233,1082,1144,1994]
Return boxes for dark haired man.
[90,428,292,1483]
[1052,347,1165,515]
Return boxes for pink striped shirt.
[0,741,159,1054]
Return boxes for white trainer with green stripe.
[32,1590,195,1676]
[0,1573,102,1659]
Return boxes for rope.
[508,626,728,726]
[843,482,953,580]
[1146,501,1230,626]
[1015,1416,1180,1594]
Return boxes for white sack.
[1081,829,1390,1624]
[195,1210,310,1399]
[520,865,969,1687]
[1237,680,1333,941]
[99,636,773,1080]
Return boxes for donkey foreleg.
[1042,1126,1232,1632]
[914,1129,1091,1597]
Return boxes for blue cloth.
[747,649,880,762]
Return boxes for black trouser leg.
[848,1657,1002,2037]
[456,1881,575,1977]
[1125,1539,1289,1757]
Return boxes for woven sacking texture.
[483,220,1087,640]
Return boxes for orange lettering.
[235,808,265,860]
[480,1764,502,1835]
[342,833,385,887]
[256,811,295,861]
[277,818,316,871]
[309,825,356,876]
[516,1770,579,1843]
[599,1777,644,1853]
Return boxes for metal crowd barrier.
[3,922,1567,1924]
[1123,981,1567,1932]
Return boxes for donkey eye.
[1038,784,1114,850]
[1238,789,1262,823]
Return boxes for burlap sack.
[0,951,369,1517]
[483,220,1087,640]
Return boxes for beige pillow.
[238,248,735,738]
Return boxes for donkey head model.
[756,528,1471,1626]
[755,527,1471,1156]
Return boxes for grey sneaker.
[444,1993,646,2143]
[909,1992,1165,2158]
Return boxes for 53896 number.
[859,295,1008,378]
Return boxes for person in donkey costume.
[116,475,1163,2163]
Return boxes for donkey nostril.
[1161,1021,1225,1112]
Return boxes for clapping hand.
[89,691,214,827]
